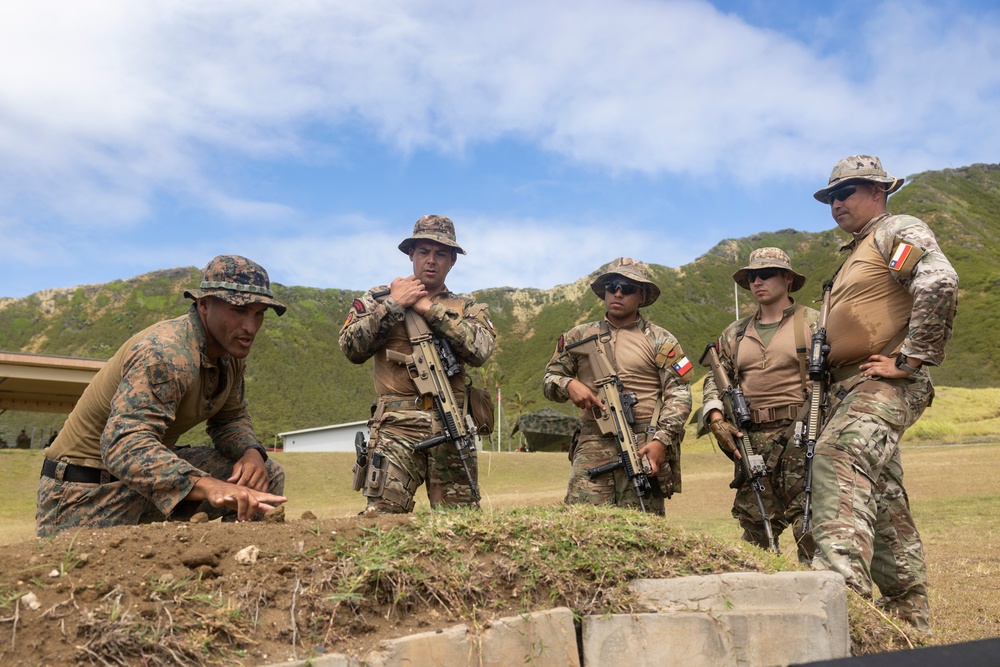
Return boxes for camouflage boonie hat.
[183,255,287,316]
[590,257,661,307]
[732,247,806,292]
[813,154,904,203]
[397,214,466,255]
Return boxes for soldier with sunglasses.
[543,257,693,514]
[808,155,958,633]
[702,248,819,561]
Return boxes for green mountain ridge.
[2,163,998,443]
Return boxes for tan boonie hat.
[590,257,661,308]
[813,154,904,203]
[184,255,287,316]
[397,214,466,255]
[732,247,807,292]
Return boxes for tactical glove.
[709,420,740,461]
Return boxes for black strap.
[41,458,118,484]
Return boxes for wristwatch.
[894,354,920,374]
[247,443,269,462]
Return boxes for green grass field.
[3,427,999,647]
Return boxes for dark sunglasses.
[746,268,781,283]
[604,280,639,295]
[824,184,857,204]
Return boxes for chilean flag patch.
[672,356,693,375]
[889,243,914,270]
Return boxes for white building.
[275,421,370,453]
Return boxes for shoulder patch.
[557,334,566,354]
[352,298,366,314]
[887,242,924,277]
[671,355,694,381]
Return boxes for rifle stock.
[565,333,656,513]
[802,280,833,533]
[699,342,778,552]
[386,309,481,502]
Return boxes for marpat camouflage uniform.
[543,316,693,514]
[37,304,285,537]
[703,302,820,562]
[812,211,958,632]
[340,287,496,512]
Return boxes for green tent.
[510,407,582,452]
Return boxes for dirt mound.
[0,506,915,666]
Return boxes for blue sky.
[1,0,998,300]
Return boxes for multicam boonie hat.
[813,154,905,203]
[732,247,807,292]
[397,214,466,255]
[183,255,287,316]
[590,257,661,308]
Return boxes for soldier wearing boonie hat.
[37,254,288,537]
[340,215,496,514]
[184,254,287,316]
[544,257,692,515]
[702,247,819,562]
[807,154,959,633]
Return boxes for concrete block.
[583,572,849,667]
[364,606,580,667]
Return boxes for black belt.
[41,458,118,484]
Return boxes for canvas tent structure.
[509,407,582,452]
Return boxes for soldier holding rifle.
[701,248,818,561]
[543,258,692,514]
[340,215,496,514]
[809,155,958,633]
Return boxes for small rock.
[300,510,317,521]
[234,545,260,566]
[190,512,210,524]
[48,569,60,578]
[21,592,41,611]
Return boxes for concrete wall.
[267,571,851,667]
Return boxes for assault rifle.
[801,280,833,533]
[385,308,481,502]
[565,332,656,513]
[700,343,778,552]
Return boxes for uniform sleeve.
[700,328,736,426]
[887,221,959,367]
[542,330,582,403]
[424,297,496,367]
[338,288,405,364]
[205,363,260,460]
[651,342,693,447]
[100,338,206,517]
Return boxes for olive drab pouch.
[361,452,388,499]
[467,384,496,435]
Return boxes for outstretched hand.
[188,477,287,522]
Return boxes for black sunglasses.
[824,184,857,204]
[746,268,781,283]
[604,280,639,295]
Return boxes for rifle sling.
[598,320,665,440]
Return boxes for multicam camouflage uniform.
[702,301,819,562]
[37,257,287,537]
[543,258,693,514]
[340,287,495,512]
[810,193,958,632]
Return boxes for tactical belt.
[579,421,652,437]
[41,458,118,484]
[378,394,463,412]
[750,404,801,426]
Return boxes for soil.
[0,509,914,667]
